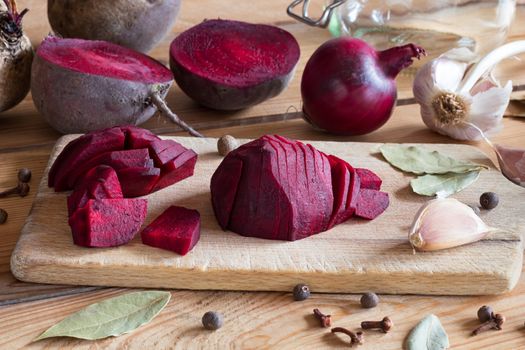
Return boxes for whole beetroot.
[47,0,180,53]
[0,0,32,114]
[31,36,201,136]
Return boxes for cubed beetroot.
[69,198,147,247]
[152,149,198,192]
[141,206,200,255]
[355,189,389,220]
[121,125,161,149]
[65,148,152,189]
[148,139,187,167]
[67,165,123,216]
[356,168,382,190]
[117,166,161,197]
[49,126,125,189]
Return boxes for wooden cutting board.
[10,136,525,295]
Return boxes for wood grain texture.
[11,136,525,295]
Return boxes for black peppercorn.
[0,209,7,224]
[202,311,224,330]
[293,283,310,301]
[17,168,32,183]
[477,305,494,323]
[480,192,499,210]
[360,292,379,308]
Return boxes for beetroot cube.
[152,149,198,192]
[117,167,161,197]
[141,206,201,255]
[121,125,161,149]
[69,198,147,247]
[67,165,123,216]
[149,139,187,167]
[356,168,382,190]
[355,189,389,220]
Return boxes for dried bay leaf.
[405,314,449,350]
[411,171,480,197]
[380,145,488,175]
[34,291,171,341]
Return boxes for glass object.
[288,0,516,59]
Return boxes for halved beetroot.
[148,139,187,167]
[64,148,152,189]
[152,149,198,192]
[49,126,125,188]
[67,165,123,216]
[121,125,161,149]
[117,167,161,197]
[169,19,300,110]
[69,198,147,247]
[355,189,390,220]
[141,206,200,255]
[356,168,382,190]
[32,37,174,133]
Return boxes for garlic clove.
[495,144,525,187]
[468,81,512,135]
[409,198,493,251]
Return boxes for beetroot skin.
[170,19,300,110]
[69,198,147,247]
[48,0,181,53]
[211,135,389,241]
[141,206,201,255]
[31,37,173,133]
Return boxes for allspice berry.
[17,168,32,183]
[477,305,494,323]
[360,292,379,308]
[0,209,7,224]
[202,311,224,330]
[217,135,239,156]
[480,192,499,210]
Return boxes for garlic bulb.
[409,198,494,251]
[413,41,525,141]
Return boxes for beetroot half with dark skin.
[69,198,147,247]
[211,135,389,241]
[141,206,200,255]
[170,19,300,110]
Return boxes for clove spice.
[313,308,331,328]
[0,168,31,198]
[361,317,393,333]
[331,327,364,346]
[472,313,505,336]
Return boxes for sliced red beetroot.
[117,167,161,197]
[49,126,125,188]
[65,148,152,189]
[169,19,300,110]
[69,198,147,247]
[327,155,352,229]
[121,125,161,149]
[67,165,123,216]
[141,206,200,255]
[210,156,243,229]
[148,139,187,167]
[215,137,333,241]
[355,189,389,220]
[356,168,382,190]
[152,149,198,192]
[345,163,361,213]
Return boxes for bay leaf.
[410,171,480,197]
[405,314,449,350]
[380,144,488,175]
[34,291,171,341]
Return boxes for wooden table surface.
[1,1,524,349]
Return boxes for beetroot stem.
[150,92,204,138]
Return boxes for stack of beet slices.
[49,125,199,251]
[211,135,389,241]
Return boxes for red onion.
[301,38,425,136]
